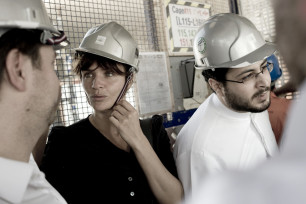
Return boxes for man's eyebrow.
[234,60,267,78]
[234,69,255,78]
[260,59,267,67]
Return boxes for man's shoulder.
[24,166,67,204]
[0,157,34,203]
[175,99,212,145]
[181,94,214,128]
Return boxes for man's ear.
[208,78,224,95]
[5,49,27,91]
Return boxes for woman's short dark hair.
[0,29,43,81]
[74,52,130,79]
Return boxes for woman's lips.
[91,95,107,101]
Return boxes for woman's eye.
[105,71,114,77]
[83,73,93,79]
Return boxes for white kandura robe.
[183,81,306,204]
[174,93,278,197]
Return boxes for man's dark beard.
[224,86,271,113]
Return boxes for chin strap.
[110,67,135,109]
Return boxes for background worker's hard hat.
[268,54,282,82]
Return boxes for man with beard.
[173,13,278,199]
[0,0,69,203]
[181,1,306,203]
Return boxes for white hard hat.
[75,22,139,71]
[194,13,276,70]
[0,0,69,48]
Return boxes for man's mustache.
[252,87,270,99]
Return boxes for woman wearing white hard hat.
[41,22,183,204]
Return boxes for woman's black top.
[40,115,177,204]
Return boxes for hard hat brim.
[204,42,276,70]
[228,42,276,68]
[75,47,139,71]
[0,23,60,35]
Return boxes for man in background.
[0,0,69,203]
[267,54,291,145]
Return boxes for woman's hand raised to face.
[109,100,147,149]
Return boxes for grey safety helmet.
[0,0,69,48]
[75,22,139,72]
[194,13,276,70]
